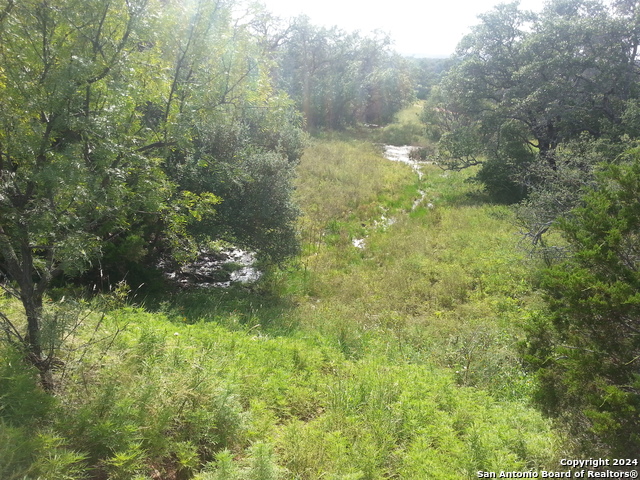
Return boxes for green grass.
[289,145,545,399]
[294,139,416,225]
[0,108,565,479]
[376,101,430,146]
[394,102,425,126]
[1,305,559,479]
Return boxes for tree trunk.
[537,133,557,170]
[1,230,57,392]
[17,230,57,391]
[22,287,55,392]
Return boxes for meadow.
[0,122,566,479]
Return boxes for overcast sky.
[259,0,548,57]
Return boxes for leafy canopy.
[425,0,640,202]
[0,0,304,388]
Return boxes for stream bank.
[352,145,432,249]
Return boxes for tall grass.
[1,306,557,478]
[291,143,544,398]
[294,139,416,226]
[1,110,564,478]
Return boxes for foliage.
[0,343,85,479]
[0,0,304,388]
[275,17,415,130]
[409,57,457,100]
[16,304,556,478]
[515,135,640,255]
[0,120,566,477]
[426,0,640,202]
[373,101,429,146]
[524,155,640,455]
[293,140,539,400]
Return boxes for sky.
[259,0,548,57]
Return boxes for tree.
[275,17,414,130]
[409,57,456,101]
[129,0,305,265]
[0,0,305,390]
[523,153,640,455]
[514,133,640,253]
[0,0,169,390]
[429,0,640,202]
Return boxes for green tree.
[429,0,640,202]
[128,0,305,265]
[524,153,640,455]
[0,0,304,389]
[515,134,640,252]
[0,0,169,389]
[275,17,414,130]
[410,57,456,101]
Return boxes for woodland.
[0,0,639,478]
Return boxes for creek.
[167,144,431,283]
[352,145,431,249]
[162,248,261,289]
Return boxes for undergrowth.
[0,119,565,478]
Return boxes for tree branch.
[0,0,14,25]
[0,308,24,346]
[135,140,176,153]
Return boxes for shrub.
[525,157,640,455]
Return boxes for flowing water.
[383,144,431,209]
[352,145,431,249]
[169,145,431,282]
[383,145,424,179]
[163,248,261,288]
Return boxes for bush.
[0,346,54,426]
[524,156,640,455]
[377,123,424,146]
[474,157,528,204]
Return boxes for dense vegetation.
[1,0,639,477]
[0,0,415,390]
[275,17,415,129]
[0,0,308,389]
[423,0,640,455]
[1,133,564,479]
[423,0,640,202]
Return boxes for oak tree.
[429,0,640,202]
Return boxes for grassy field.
[0,119,565,478]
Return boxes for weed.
[0,107,566,478]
